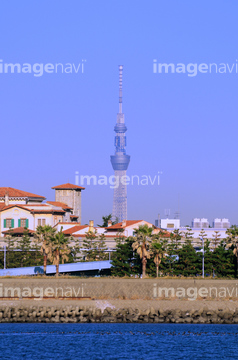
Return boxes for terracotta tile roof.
[74,234,125,238]
[46,201,72,210]
[54,222,82,225]
[153,228,172,238]
[70,214,78,218]
[23,204,49,207]
[52,183,85,190]
[2,227,35,235]
[32,210,65,214]
[0,205,32,212]
[106,220,143,230]
[0,205,65,214]
[63,225,88,235]
[0,187,45,199]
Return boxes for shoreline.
[0,299,238,324]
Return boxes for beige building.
[61,219,160,249]
[0,184,84,237]
[52,183,85,224]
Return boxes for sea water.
[0,323,237,359]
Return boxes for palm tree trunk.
[236,252,238,278]
[142,256,147,277]
[156,265,159,278]
[56,249,59,277]
[43,252,47,275]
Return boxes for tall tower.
[110,65,130,223]
[52,183,85,223]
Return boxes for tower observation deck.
[110,65,130,222]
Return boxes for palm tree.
[132,224,153,277]
[35,225,56,275]
[49,231,70,276]
[150,237,168,277]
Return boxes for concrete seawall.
[0,278,238,323]
[0,278,237,300]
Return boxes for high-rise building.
[110,66,130,222]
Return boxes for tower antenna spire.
[111,65,130,223]
[119,65,123,114]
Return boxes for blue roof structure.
[0,260,112,277]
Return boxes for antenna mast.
[119,65,123,114]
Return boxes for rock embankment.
[1,306,238,324]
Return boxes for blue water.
[0,323,237,359]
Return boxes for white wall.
[160,219,180,229]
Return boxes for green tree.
[114,229,125,244]
[198,229,207,245]
[183,227,194,245]
[226,226,238,276]
[171,229,182,250]
[174,243,200,277]
[49,231,70,276]
[5,230,18,269]
[211,231,221,249]
[16,228,32,267]
[150,237,168,277]
[96,234,108,260]
[70,236,82,262]
[97,214,118,227]
[132,224,153,277]
[111,237,140,277]
[35,225,56,275]
[212,241,235,278]
[81,231,98,261]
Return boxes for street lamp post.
[4,246,6,270]
[200,237,204,278]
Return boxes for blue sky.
[1,0,238,226]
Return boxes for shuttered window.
[5,219,14,228]
[19,219,29,228]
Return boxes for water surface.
[0,323,237,359]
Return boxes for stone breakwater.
[1,305,238,324]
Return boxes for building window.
[19,219,29,228]
[21,219,27,227]
[4,219,14,228]
[38,219,46,226]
